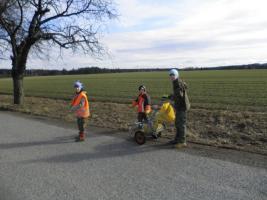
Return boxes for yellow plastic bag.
[158,102,175,123]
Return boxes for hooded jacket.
[169,79,190,111]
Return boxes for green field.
[0,69,267,111]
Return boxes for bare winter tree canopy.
[0,0,117,104]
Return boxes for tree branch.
[12,0,23,36]
[40,0,92,25]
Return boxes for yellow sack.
[158,102,175,123]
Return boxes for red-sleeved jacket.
[132,93,151,113]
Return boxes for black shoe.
[168,140,177,145]
[151,133,158,139]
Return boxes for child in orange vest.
[132,85,151,122]
[70,81,90,142]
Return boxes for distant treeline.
[1,63,267,77]
[198,63,267,70]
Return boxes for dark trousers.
[174,111,187,143]
[137,112,148,122]
[77,117,86,132]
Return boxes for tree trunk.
[11,55,27,105]
[12,74,24,105]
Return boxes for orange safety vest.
[71,91,90,118]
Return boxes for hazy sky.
[1,0,267,69]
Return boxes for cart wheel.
[135,131,146,145]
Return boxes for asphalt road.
[0,111,266,200]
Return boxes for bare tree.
[0,0,116,104]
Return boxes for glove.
[145,105,151,114]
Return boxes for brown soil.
[1,95,266,155]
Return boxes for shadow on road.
[0,129,119,150]
[19,137,171,164]
[0,135,77,149]
[2,130,266,169]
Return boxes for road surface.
[0,111,266,200]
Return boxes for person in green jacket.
[168,69,190,149]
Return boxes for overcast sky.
[1,0,267,69]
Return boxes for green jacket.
[169,79,190,111]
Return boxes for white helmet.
[169,69,179,80]
[73,80,83,90]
